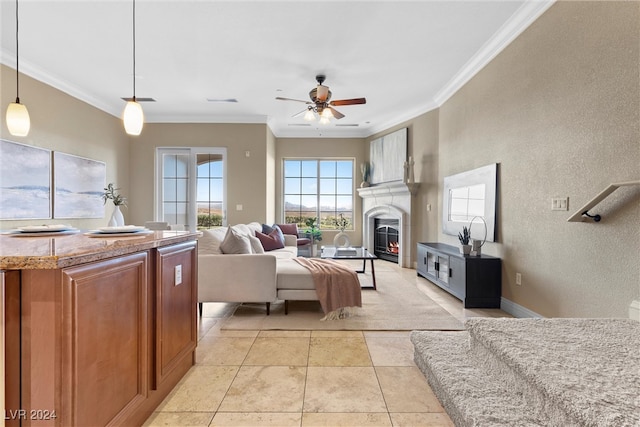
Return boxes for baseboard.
[500,297,544,319]
[629,300,640,321]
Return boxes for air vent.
[207,98,238,103]
[288,123,311,127]
[335,124,359,127]
[121,97,156,102]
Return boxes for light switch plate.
[551,197,569,211]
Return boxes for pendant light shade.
[123,0,143,136]
[123,99,144,135]
[6,101,30,136]
[6,0,30,137]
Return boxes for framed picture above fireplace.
[370,127,407,184]
[442,163,498,242]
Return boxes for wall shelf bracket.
[567,180,640,222]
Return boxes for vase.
[360,181,370,188]
[333,231,350,248]
[108,205,125,227]
[460,244,472,255]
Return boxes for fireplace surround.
[358,182,419,268]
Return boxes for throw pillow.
[261,223,275,234]
[256,227,285,251]
[198,227,227,255]
[220,227,252,254]
[277,223,298,236]
[247,234,265,254]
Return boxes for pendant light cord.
[15,0,20,103]
[132,0,136,101]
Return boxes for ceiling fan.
[276,75,366,122]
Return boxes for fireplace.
[358,182,419,268]
[374,218,400,263]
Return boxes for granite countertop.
[0,230,201,270]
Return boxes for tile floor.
[143,265,509,427]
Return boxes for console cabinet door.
[155,241,197,388]
[61,252,149,427]
[416,244,428,277]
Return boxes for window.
[156,148,226,230]
[283,159,354,230]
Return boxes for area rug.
[220,260,464,331]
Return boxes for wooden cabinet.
[155,242,197,388]
[4,238,198,427]
[417,242,501,308]
[61,252,150,426]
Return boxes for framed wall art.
[53,152,105,219]
[0,139,52,220]
[370,127,407,184]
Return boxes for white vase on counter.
[108,205,125,227]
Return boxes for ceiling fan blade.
[330,97,366,106]
[291,109,309,118]
[316,85,330,102]
[328,106,345,120]
[276,96,312,104]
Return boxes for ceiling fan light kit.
[276,74,366,125]
[123,0,144,136]
[6,0,31,137]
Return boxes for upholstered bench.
[276,258,318,314]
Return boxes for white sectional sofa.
[197,222,316,315]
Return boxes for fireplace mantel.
[358,181,419,268]
[357,182,419,199]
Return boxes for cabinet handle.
[449,268,452,277]
[435,261,439,270]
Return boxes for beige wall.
[365,109,440,265]
[0,64,130,230]
[1,1,637,319]
[128,123,271,226]
[437,1,639,317]
[275,137,367,245]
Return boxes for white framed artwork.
[370,128,407,184]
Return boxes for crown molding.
[434,0,556,106]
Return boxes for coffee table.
[320,246,377,290]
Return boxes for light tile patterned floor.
[144,266,509,427]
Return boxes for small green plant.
[304,217,322,242]
[458,226,470,245]
[102,183,127,206]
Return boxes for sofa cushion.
[277,223,298,236]
[247,234,265,254]
[261,223,275,234]
[220,227,252,254]
[256,227,285,251]
[276,259,316,290]
[198,227,227,255]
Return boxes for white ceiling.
[0,0,554,138]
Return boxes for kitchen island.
[1,230,199,427]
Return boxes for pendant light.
[6,0,30,137]
[123,0,143,135]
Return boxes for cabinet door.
[448,256,466,300]
[416,244,428,277]
[61,252,149,427]
[436,255,450,286]
[155,241,197,388]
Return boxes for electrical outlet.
[175,265,182,286]
[516,272,522,286]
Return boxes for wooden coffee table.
[320,246,377,290]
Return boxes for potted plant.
[458,226,471,255]
[102,183,127,226]
[304,217,322,242]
